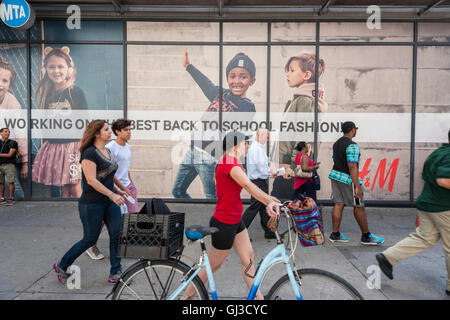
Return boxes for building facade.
[1,6,449,205]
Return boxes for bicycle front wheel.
[112,259,209,300]
[266,268,364,300]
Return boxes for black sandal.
[5,198,15,206]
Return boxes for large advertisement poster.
[0,21,124,199]
[1,21,449,201]
[415,44,450,199]
[0,25,28,199]
[124,22,449,201]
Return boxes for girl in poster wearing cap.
[172,49,256,199]
[32,47,88,198]
[182,131,280,300]
[272,52,328,200]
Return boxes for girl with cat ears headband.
[41,46,76,79]
[36,46,77,109]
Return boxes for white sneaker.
[85,245,105,260]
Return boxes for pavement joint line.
[12,268,54,300]
[334,246,391,300]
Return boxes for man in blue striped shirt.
[328,121,384,245]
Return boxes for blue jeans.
[172,146,217,199]
[59,201,122,276]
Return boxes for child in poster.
[32,46,88,198]
[0,55,28,198]
[272,52,328,200]
[172,49,256,199]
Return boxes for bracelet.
[108,191,114,199]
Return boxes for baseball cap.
[222,131,251,152]
[341,121,357,134]
[226,53,256,78]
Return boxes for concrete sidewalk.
[0,201,448,300]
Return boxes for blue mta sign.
[0,0,35,29]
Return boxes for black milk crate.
[118,211,185,260]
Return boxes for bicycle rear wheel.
[112,259,209,300]
[266,268,363,300]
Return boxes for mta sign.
[0,0,35,29]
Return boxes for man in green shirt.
[376,129,450,296]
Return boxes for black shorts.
[210,216,246,250]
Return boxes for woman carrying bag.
[293,142,320,202]
[53,120,126,285]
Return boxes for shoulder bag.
[294,154,313,178]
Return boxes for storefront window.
[30,43,123,198]
[418,22,450,42]
[414,45,450,199]
[127,22,219,42]
[127,43,219,199]
[1,19,448,202]
[223,22,268,42]
[318,45,413,201]
[269,45,316,200]
[271,22,316,43]
[32,20,123,42]
[0,22,27,41]
[320,22,413,42]
[0,44,28,199]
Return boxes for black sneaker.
[329,232,349,243]
[361,233,384,246]
[376,253,393,280]
[446,290,450,296]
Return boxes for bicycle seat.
[185,225,219,240]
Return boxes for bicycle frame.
[168,233,302,300]
[168,240,218,300]
[247,241,302,300]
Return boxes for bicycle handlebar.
[272,202,290,216]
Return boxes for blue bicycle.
[110,204,363,300]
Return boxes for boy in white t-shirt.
[107,119,138,213]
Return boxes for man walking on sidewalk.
[242,128,278,239]
[376,129,450,296]
[328,121,384,245]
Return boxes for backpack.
[14,150,22,167]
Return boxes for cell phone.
[277,167,286,176]
[352,183,361,206]
[125,195,135,204]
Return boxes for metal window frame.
[1,17,449,206]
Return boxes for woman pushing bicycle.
[183,131,280,300]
